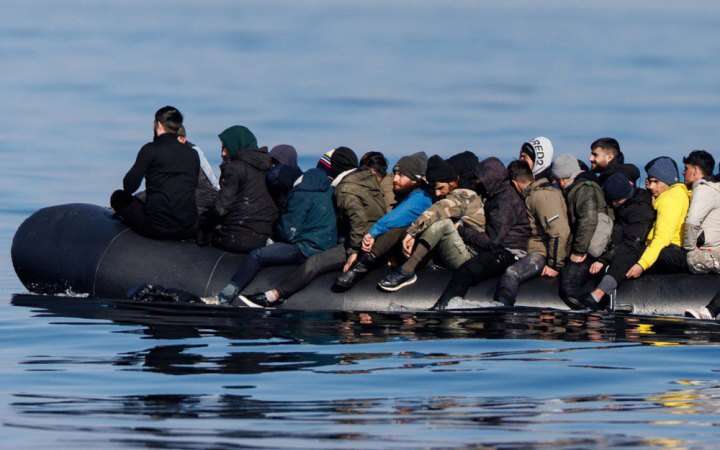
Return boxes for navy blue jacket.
[277,168,338,257]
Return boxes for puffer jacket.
[335,169,387,253]
[638,183,690,270]
[598,188,655,265]
[406,188,485,238]
[565,171,612,255]
[459,157,530,252]
[684,178,720,250]
[523,178,571,269]
[211,147,278,238]
[276,168,337,257]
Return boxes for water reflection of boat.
[12,203,720,317]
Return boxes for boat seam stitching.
[92,228,131,296]
[204,252,226,297]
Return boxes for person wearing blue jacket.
[335,152,432,290]
[217,167,337,305]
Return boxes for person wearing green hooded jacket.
[199,125,278,253]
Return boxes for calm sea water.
[2,1,720,448]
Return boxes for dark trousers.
[231,242,306,291]
[436,248,517,305]
[110,190,195,240]
[559,258,596,309]
[650,245,689,274]
[276,244,347,298]
[369,228,407,259]
[212,228,268,254]
[494,253,546,306]
[605,245,642,285]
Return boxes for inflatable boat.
[11,204,720,316]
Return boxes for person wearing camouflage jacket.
[378,155,486,291]
[494,161,571,306]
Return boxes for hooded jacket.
[684,178,720,250]
[564,171,612,255]
[211,147,278,238]
[459,157,530,252]
[123,133,200,235]
[523,178,571,269]
[638,183,690,270]
[276,168,337,257]
[599,188,655,264]
[335,169,388,252]
[597,162,641,186]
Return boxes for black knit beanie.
[603,172,634,202]
[426,155,458,183]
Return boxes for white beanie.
[521,136,555,176]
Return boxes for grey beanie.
[394,151,428,182]
[552,154,582,180]
[645,156,679,186]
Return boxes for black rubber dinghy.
[11,203,720,316]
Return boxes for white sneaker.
[684,307,714,320]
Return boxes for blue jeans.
[230,242,306,291]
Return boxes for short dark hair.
[683,150,715,178]
[591,137,621,160]
[154,106,183,134]
[507,160,534,183]
[360,151,388,176]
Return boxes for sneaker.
[335,261,371,290]
[235,293,280,309]
[684,306,714,320]
[377,269,417,292]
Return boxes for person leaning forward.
[199,125,278,253]
[110,106,200,240]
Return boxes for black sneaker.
[378,269,417,292]
[234,293,281,308]
[335,261,371,290]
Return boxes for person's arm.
[406,190,475,237]
[213,163,243,217]
[683,185,713,250]
[638,193,685,270]
[531,191,571,269]
[123,144,153,193]
[277,192,311,242]
[369,190,431,237]
[336,190,371,253]
[570,186,598,255]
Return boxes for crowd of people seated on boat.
[110,106,720,319]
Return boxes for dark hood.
[475,157,508,197]
[270,145,298,169]
[296,168,331,192]
[235,146,272,171]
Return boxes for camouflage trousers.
[687,247,720,274]
[418,218,476,270]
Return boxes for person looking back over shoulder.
[110,106,199,240]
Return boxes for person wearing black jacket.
[583,172,656,309]
[430,157,531,311]
[200,125,278,253]
[589,137,641,186]
[110,106,199,240]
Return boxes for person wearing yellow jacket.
[626,156,690,279]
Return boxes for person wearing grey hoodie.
[682,150,720,274]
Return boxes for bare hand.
[570,253,587,263]
[343,253,358,273]
[402,234,415,258]
[589,261,605,274]
[625,263,644,279]
[541,266,559,278]
[361,233,375,253]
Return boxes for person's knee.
[110,189,133,211]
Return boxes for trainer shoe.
[684,306,714,320]
[235,293,281,309]
[378,269,417,292]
